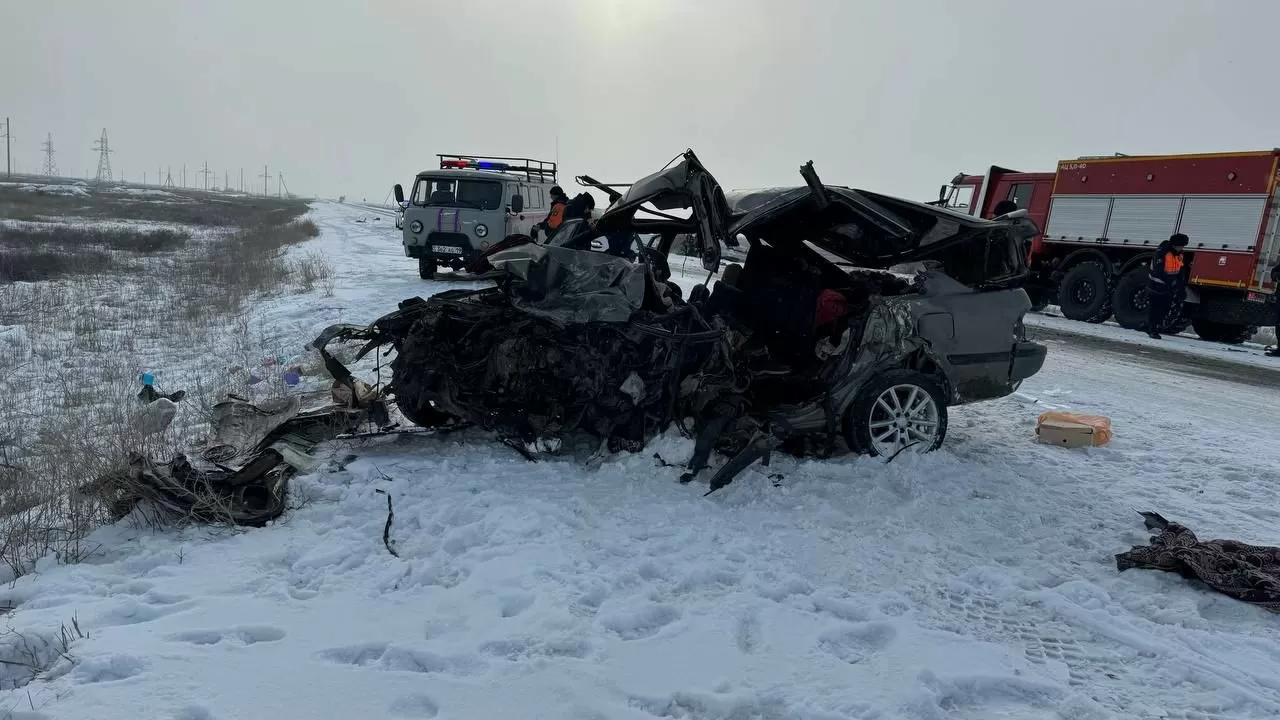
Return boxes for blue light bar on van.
[440,159,512,171]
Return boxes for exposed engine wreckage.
[313,150,1046,494]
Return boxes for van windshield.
[412,177,503,210]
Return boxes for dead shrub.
[291,250,335,293]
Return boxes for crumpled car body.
[314,150,1047,492]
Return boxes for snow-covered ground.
[3,202,1280,720]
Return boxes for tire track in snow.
[908,583,1280,720]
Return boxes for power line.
[92,128,113,183]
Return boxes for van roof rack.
[436,154,557,182]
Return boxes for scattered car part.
[1116,511,1280,612]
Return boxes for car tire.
[845,369,949,458]
[418,256,437,280]
[1057,261,1113,323]
[1110,269,1150,330]
[1191,318,1257,345]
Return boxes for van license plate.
[432,245,463,255]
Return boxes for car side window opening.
[929,230,1024,288]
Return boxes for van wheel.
[418,257,437,280]
[1110,269,1150,330]
[845,369,948,458]
[1057,261,1113,323]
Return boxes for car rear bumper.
[1011,341,1047,382]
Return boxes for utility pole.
[260,164,269,197]
[240,168,244,192]
[3,117,13,178]
[163,166,175,189]
[40,132,56,176]
[224,170,228,192]
[199,161,213,191]
[92,128,113,183]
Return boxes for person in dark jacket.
[1145,232,1190,339]
[562,191,595,222]
[991,199,1019,218]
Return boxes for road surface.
[1029,323,1280,389]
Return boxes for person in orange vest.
[534,186,569,240]
[1145,232,1189,339]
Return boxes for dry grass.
[0,615,85,692]
[0,189,333,579]
[0,225,190,254]
[0,183,309,228]
[0,248,117,283]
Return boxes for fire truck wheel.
[1111,269,1151,330]
[1190,318,1257,345]
[1057,261,1113,324]
[418,256,437,280]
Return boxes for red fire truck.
[938,150,1280,343]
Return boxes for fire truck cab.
[393,154,560,280]
[939,151,1280,343]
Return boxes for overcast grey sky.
[4,0,1279,204]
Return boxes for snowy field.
[2,202,1280,720]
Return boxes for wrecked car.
[313,150,1047,493]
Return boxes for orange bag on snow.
[1036,411,1112,448]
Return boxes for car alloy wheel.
[866,383,941,456]
[846,369,949,458]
